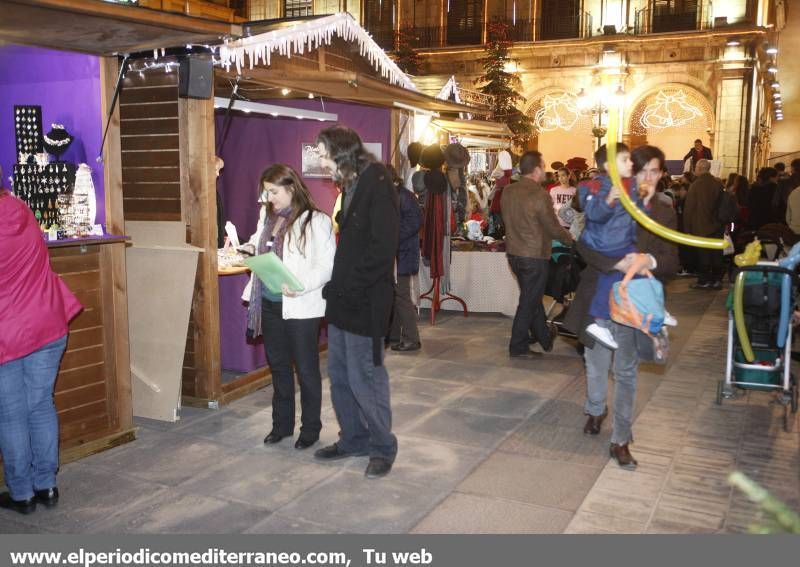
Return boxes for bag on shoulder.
[609,256,666,335]
[716,189,738,225]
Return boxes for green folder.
[243,252,304,295]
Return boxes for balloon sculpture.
[605,107,727,250]
[732,240,762,363]
[730,240,800,363]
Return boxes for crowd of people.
[2,129,793,517]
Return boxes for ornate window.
[284,0,313,18]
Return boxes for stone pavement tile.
[404,359,492,384]
[134,405,215,432]
[526,397,587,429]
[88,489,270,534]
[390,402,440,433]
[276,470,443,533]
[441,386,544,418]
[682,431,741,453]
[3,461,169,533]
[591,463,665,500]
[172,405,269,438]
[176,450,338,510]
[404,408,522,449]
[656,489,731,519]
[563,511,646,534]
[76,430,187,470]
[383,353,424,376]
[226,386,273,410]
[577,469,662,525]
[674,444,738,473]
[390,377,469,407]
[411,493,572,534]
[457,452,600,511]
[82,434,239,487]
[410,337,462,359]
[625,449,674,478]
[245,514,348,534]
[646,503,725,534]
[499,422,611,468]
[480,366,576,396]
[389,434,487,490]
[663,467,733,504]
[0,515,47,534]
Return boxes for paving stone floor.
[1,279,797,533]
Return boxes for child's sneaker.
[587,323,618,350]
[663,311,678,327]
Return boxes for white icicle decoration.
[219,13,417,91]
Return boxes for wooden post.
[178,93,222,403]
[99,56,133,433]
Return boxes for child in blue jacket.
[578,143,656,349]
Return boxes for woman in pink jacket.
[0,185,81,515]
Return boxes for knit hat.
[444,143,470,169]
[420,144,445,169]
[407,142,423,168]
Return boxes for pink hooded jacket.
[0,191,82,365]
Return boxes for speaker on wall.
[179,56,213,99]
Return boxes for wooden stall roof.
[0,0,241,55]
[215,68,480,116]
[431,118,512,138]
[215,13,485,116]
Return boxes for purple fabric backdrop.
[215,99,391,243]
[0,44,105,225]
[215,99,391,372]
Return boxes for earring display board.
[14,105,44,157]
[13,162,76,229]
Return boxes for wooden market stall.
[0,0,240,461]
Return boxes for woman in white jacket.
[243,164,335,450]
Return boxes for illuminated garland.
[640,89,703,130]
[533,93,581,132]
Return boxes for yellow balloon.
[733,270,755,363]
[734,239,761,267]
[605,107,727,250]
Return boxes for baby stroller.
[546,240,584,340]
[719,263,799,432]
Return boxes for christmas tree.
[475,22,532,146]
[393,30,422,76]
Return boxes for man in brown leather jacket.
[502,151,574,357]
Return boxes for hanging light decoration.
[640,89,704,130]
[533,92,582,133]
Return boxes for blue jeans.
[0,335,67,500]
[583,320,639,445]
[327,325,397,460]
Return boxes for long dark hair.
[316,126,375,188]
[259,164,321,254]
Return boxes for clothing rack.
[419,277,468,325]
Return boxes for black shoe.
[0,492,36,515]
[365,457,393,478]
[263,431,289,444]
[34,487,59,509]
[510,349,542,359]
[314,442,368,460]
[391,341,421,352]
[294,437,318,450]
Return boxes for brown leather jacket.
[501,177,573,259]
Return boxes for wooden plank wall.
[50,247,115,444]
[120,70,182,221]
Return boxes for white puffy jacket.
[242,208,335,319]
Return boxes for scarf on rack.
[246,206,292,339]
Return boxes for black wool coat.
[323,162,400,363]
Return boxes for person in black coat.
[388,167,423,352]
[313,126,400,479]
